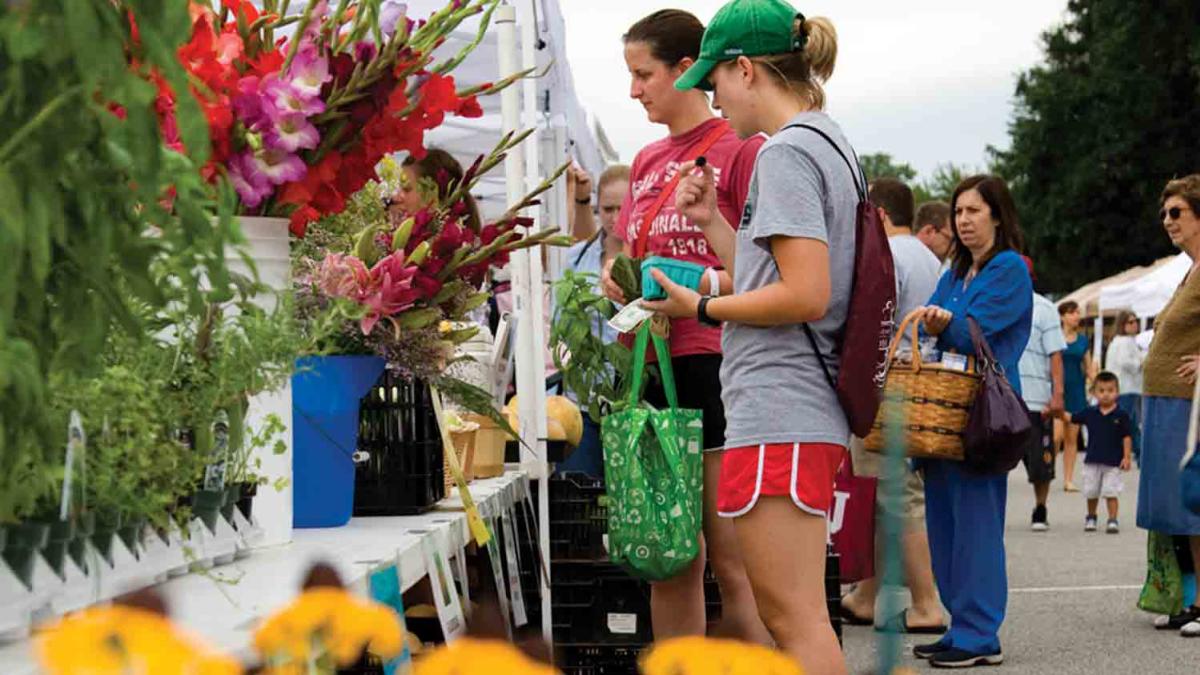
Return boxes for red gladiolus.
[289,205,319,237]
[455,95,483,119]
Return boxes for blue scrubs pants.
[923,459,1008,654]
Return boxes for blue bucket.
[292,355,386,528]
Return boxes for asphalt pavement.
[842,465,1199,674]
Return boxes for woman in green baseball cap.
[642,1,851,673]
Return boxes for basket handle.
[886,309,928,375]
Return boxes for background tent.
[1092,252,1191,364]
[1058,255,1179,319]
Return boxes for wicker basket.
[863,310,983,460]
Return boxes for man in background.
[840,178,946,634]
[1018,256,1067,531]
[914,200,953,273]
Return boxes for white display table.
[0,471,530,673]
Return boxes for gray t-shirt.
[889,234,942,353]
[720,112,859,449]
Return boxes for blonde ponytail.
[801,16,837,83]
[754,15,838,110]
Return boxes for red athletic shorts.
[717,443,846,518]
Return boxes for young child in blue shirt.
[1071,371,1133,533]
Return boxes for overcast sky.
[560,0,1069,180]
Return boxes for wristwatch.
[697,296,721,327]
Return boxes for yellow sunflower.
[640,637,803,675]
[414,639,560,675]
[36,605,241,675]
[254,587,405,671]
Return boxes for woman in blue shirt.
[914,175,1033,668]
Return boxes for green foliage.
[550,271,633,421]
[0,1,239,522]
[861,153,919,184]
[990,0,1200,293]
[860,153,973,205]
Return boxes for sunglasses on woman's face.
[1159,205,1191,221]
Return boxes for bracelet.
[697,296,721,328]
[575,197,591,205]
[705,268,721,297]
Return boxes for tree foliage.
[989,0,1200,293]
[859,153,972,206]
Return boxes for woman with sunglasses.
[644,1,852,671]
[1137,175,1200,637]
[1105,310,1145,461]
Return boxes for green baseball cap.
[675,0,806,92]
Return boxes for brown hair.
[623,10,704,67]
[868,177,914,229]
[1161,174,1200,213]
[403,149,482,232]
[597,164,632,194]
[915,201,951,230]
[948,175,1026,280]
[1112,309,1139,337]
[1057,300,1079,317]
[748,16,837,110]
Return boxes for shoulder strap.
[573,232,600,267]
[634,122,730,258]
[784,123,867,202]
[783,123,864,391]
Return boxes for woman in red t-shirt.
[600,9,767,643]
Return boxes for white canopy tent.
[1093,252,1192,364]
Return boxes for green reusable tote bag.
[1138,530,1185,616]
[602,323,705,581]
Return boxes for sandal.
[1064,482,1080,492]
[876,609,948,635]
[838,596,873,626]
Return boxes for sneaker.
[1183,620,1200,637]
[1031,505,1048,532]
[1156,606,1200,630]
[914,641,953,660]
[930,648,1004,668]
[1106,519,1119,534]
[1084,516,1098,532]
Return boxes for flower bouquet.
[160,0,526,235]
[296,134,569,385]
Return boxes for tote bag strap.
[627,322,680,411]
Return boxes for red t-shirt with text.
[616,118,763,357]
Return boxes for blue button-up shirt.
[927,250,1033,396]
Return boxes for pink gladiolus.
[266,113,321,153]
[264,75,325,117]
[288,45,331,100]
[380,1,408,38]
[228,151,274,208]
[252,147,308,185]
[233,76,273,130]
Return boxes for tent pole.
[1093,314,1104,368]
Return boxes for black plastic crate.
[557,644,644,675]
[548,561,651,645]
[826,547,842,643]
[548,473,609,562]
[353,372,445,516]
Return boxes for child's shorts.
[1082,463,1124,499]
[717,442,845,518]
